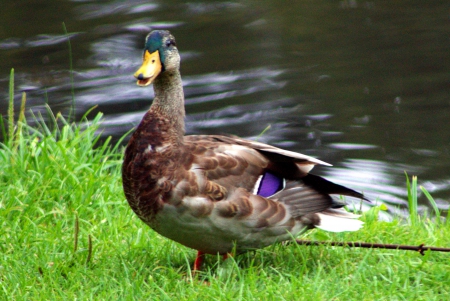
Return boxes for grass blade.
[8,68,14,143]
[62,22,75,122]
[255,124,271,141]
[405,171,418,224]
[420,186,441,221]
[18,92,27,124]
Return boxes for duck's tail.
[315,208,364,232]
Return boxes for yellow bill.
[134,50,162,86]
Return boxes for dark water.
[1,0,449,216]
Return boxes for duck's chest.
[122,112,189,221]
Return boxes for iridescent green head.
[134,30,179,86]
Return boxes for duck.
[122,30,369,271]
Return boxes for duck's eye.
[166,39,176,47]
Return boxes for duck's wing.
[184,135,367,200]
[183,135,366,214]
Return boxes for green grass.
[2,73,450,300]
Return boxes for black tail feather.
[302,174,371,202]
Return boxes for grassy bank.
[1,87,450,300]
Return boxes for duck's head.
[134,30,179,86]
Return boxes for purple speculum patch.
[256,171,284,197]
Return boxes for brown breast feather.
[122,110,187,222]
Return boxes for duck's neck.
[150,69,185,140]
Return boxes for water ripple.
[74,1,148,20]
[0,33,79,50]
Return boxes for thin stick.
[296,240,450,256]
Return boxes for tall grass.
[405,172,444,223]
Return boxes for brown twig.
[296,240,450,256]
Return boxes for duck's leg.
[193,251,206,271]
[193,252,232,271]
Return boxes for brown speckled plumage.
[122,30,369,263]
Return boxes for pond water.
[1,0,449,215]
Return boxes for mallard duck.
[122,30,368,271]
